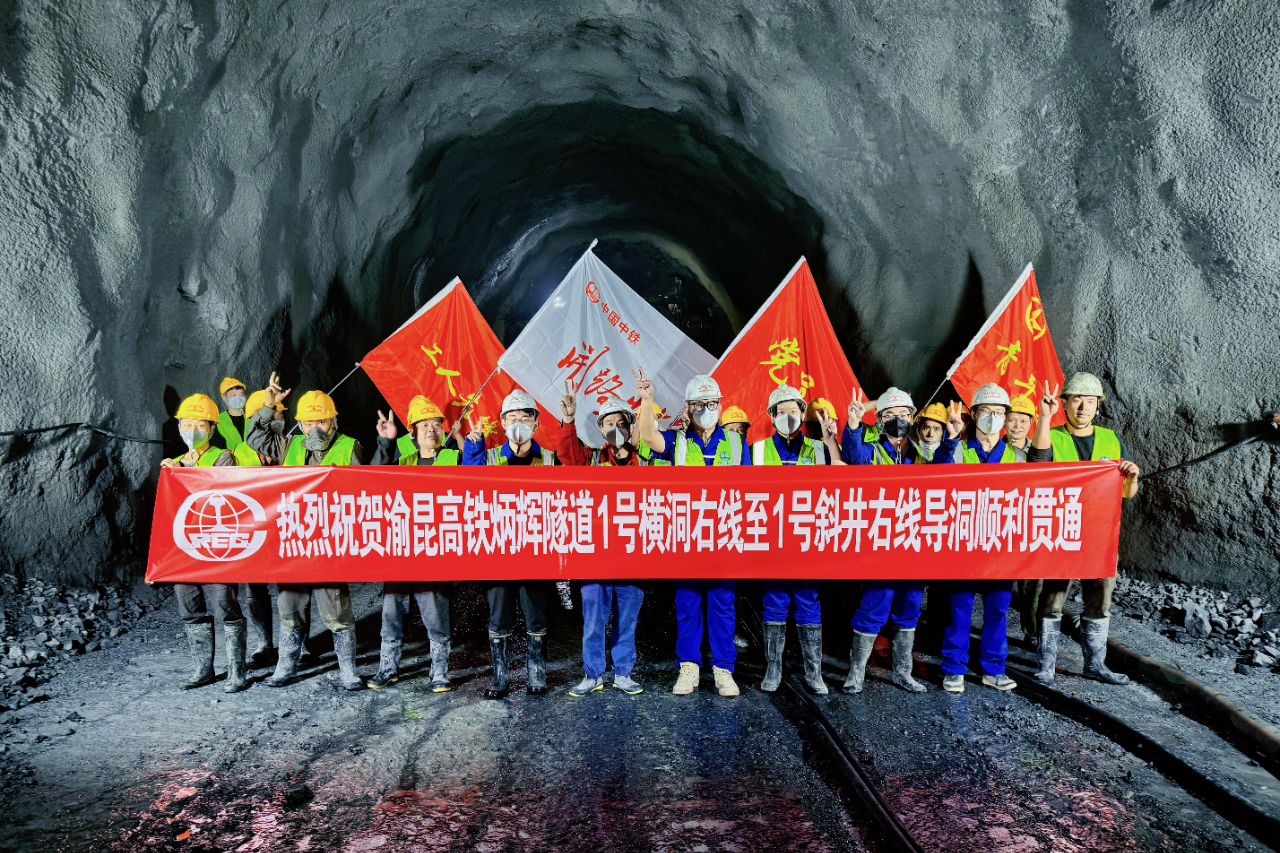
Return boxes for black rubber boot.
[223,622,250,693]
[246,595,275,668]
[182,622,216,689]
[484,635,510,699]
[890,629,926,693]
[266,626,304,687]
[760,622,785,693]
[332,628,364,691]
[1082,617,1131,685]
[842,631,877,694]
[797,623,828,695]
[1033,616,1060,684]
[429,640,452,693]
[367,640,400,689]
[526,633,548,695]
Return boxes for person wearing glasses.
[634,369,750,698]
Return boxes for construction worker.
[634,368,750,698]
[1030,372,1141,685]
[469,389,556,699]
[914,402,949,462]
[248,372,365,691]
[840,387,927,694]
[210,378,265,467]
[929,383,1056,692]
[754,384,843,696]
[160,394,250,693]
[558,386,647,697]
[232,389,283,667]
[366,396,485,691]
[720,405,750,439]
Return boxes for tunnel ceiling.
[0,0,1277,592]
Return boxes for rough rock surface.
[0,1,1276,590]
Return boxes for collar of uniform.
[501,440,542,460]
[773,431,805,457]
[967,436,1007,461]
[687,425,726,451]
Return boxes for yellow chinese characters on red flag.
[361,278,558,450]
[711,258,872,447]
[946,263,1066,427]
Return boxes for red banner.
[946,264,1067,426]
[713,258,874,447]
[146,463,1123,583]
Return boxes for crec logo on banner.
[172,489,268,562]
[585,280,601,303]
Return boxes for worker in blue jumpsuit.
[841,386,929,694]
[634,369,750,698]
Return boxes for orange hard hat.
[176,393,220,423]
[407,395,446,427]
[245,389,284,417]
[720,405,750,426]
[805,397,837,421]
[219,377,246,397]
[917,402,949,425]
[1009,395,1038,417]
[296,390,338,421]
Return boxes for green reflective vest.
[672,430,743,466]
[635,438,670,466]
[861,425,912,465]
[232,443,262,467]
[949,438,1024,464]
[217,410,246,451]
[486,446,557,465]
[396,433,416,460]
[398,447,460,466]
[1049,425,1122,461]
[171,446,230,467]
[752,435,826,465]
[284,434,357,466]
[589,446,650,466]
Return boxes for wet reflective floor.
[0,582,1274,852]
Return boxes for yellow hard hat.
[651,402,665,419]
[917,402,948,425]
[245,389,284,417]
[219,377,246,397]
[1009,395,1037,417]
[721,405,750,426]
[296,390,338,421]
[176,393,220,422]
[407,395,446,427]
[805,397,837,421]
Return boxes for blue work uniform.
[757,433,826,626]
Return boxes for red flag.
[944,264,1066,426]
[361,278,558,450]
[711,258,872,447]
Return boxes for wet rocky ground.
[0,575,1276,852]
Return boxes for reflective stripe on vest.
[590,447,648,466]
[486,447,556,465]
[399,447,460,466]
[172,446,229,467]
[957,439,1023,464]
[284,434,356,466]
[217,411,244,451]
[752,436,826,465]
[396,433,416,461]
[636,438,670,466]
[673,430,742,466]
[232,443,262,467]
[1049,425,1122,461]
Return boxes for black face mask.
[881,417,910,438]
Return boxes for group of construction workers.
[162,366,1140,699]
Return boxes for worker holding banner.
[1030,372,1141,686]
[249,372,366,691]
[557,387,648,697]
[231,389,282,667]
[635,369,749,698]
[365,396,483,692]
[161,394,250,694]
[753,384,842,696]
[470,389,557,699]
[840,386,929,694]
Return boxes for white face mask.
[604,426,629,448]
[977,412,1005,436]
[693,407,719,430]
[180,428,208,450]
[505,422,533,445]
[225,394,247,410]
[923,440,941,453]
[773,412,801,435]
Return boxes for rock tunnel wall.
[0,0,1276,593]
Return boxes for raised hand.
[559,379,577,422]
[160,458,177,469]
[945,401,965,439]
[466,416,485,442]
[376,409,397,440]
[631,367,654,402]
[818,410,840,443]
[848,386,865,424]
[1040,380,1061,421]
[264,371,292,409]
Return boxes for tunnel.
[1,1,1277,595]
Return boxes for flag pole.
[450,364,500,437]
[285,362,362,438]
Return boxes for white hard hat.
[970,382,1011,411]
[596,397,636,427]
[876,387,915,414]
[1061,372,1106,401]
[684,374,721,402]
[767,383,806,414]
[500,389,539,417]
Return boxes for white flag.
[498,244,717,446]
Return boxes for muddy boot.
[1032,617,1060,684]
[760,621,786,693]
[223,622,250,693]
[672,662,700,694]
[181,622,216,689]
[983,673,1017,691]
[367,639,400,689]
[713,666,740,697]
[429,640,452,693]
[298,634,317,667]
[484,636,510,699]
[332,628,364,691]
[246,596,275,668]
[797,624,828,695]
[890,629,926,693]
[733,631,749,650]
[842,631,877,694]
[526,633,548,695]
[1081,617,1130,685]
[266,626,304,687]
